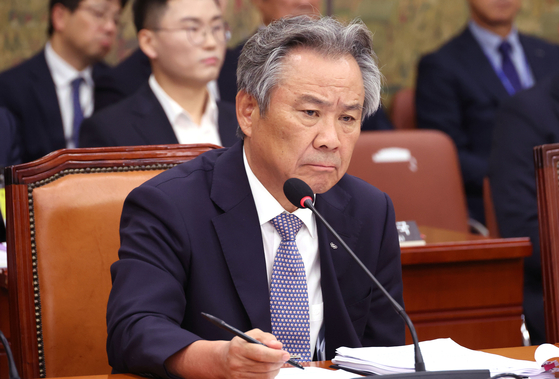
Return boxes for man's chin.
[305,178,339,195]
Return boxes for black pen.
[201,312,305,370]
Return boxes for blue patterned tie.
[270,212,311,362]
[498,41,523,94]
[71,77,84,147]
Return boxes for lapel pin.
[330,242,338,250]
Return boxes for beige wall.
[2,0,558,106]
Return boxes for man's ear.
[138,29,158,60]
[236,90,259,138]
[51,3,70,34]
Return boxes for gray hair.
[237,15,381,127]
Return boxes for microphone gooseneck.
[283,177,426,372]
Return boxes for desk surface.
[40,345,541,379]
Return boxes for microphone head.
[284,178,314,209]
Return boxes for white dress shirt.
[149,75,221,146]
[44,42,94,149]
[242,147,324,358]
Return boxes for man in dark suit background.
[0,0,126,164]
[106,15,404,379]
[416,0,559,225]
[489,71,559,345]
[80,0,238,148]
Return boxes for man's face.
[239,48,364,209]
[143,0,227,87]
[56,0,121,65]
[252,0,321,25]
[467,0,521,27]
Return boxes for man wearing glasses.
[0,0,126,164]
[79,0,239,148]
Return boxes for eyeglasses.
[153,22,231,46]
[78,4,121,26]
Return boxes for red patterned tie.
[269,212,311,362]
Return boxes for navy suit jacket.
[0,49,110,163]
[416,27,559,221]
[106,141,405,378]
[0,107,21,167]
[80,82,239,148]
[488,72,559,344]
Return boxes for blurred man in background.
[0,0,126,163]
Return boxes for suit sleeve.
[0,107,22,166]
[416,54,487,192]
[362,193,405,347]
[106,184,201,378]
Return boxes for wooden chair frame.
[5,144,218,378]
[534,143,559,343]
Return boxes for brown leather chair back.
[534,143,559,343]
[347,130,469,232]
[389,88,416,130]
[5,144,218,379]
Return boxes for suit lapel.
[129,84,179,145]
[30,51,66,150]
[454,28,509,100]
[210,142,271,331]
[521,34,554,82]
[315,182,364,357]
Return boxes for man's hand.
[165,329,290,379]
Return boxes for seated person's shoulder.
[336,174,391,209]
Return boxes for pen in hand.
[201,312,305,370]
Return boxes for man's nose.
[314,118,341,150]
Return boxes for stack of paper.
[332,338,549,377]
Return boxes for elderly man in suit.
[106,15,404,379]
[489,71,559,345]
[0,0,126,163]
[416,0,559,225]
[79,0,238,148]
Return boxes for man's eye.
[341,115,355,122]
[303,110,317,117]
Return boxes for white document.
[333,338,543,377]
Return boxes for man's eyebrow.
[297,94,363,112]
[297,94,330,107]
[178,15,223,23]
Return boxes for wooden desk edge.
[44,345,546,379]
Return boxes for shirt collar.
[468,20,519,53]
[44,41,93,88]
[242,146,315,237]
[149,74,217,126]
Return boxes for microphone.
[283,178,489,379]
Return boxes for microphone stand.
[285,178,490,379]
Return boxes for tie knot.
[271,213,303,242]
[71,77,84,91]
[498,41,512,56]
